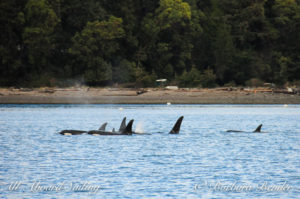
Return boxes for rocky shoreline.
[0,87,299,104]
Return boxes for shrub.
[200,69,217,88]
[134,67,157,87]
[224,81,236,87]
[245,78,264,87]
[179,67,217,88]
[112,59,135,83]
[179,66,201,87]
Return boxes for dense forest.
[1,0,299,87]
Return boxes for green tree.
[0,0,26,86]
[22,0,59,83]
[270,0,300,83]
[179,66,201,87]
[69,16,125,85]
[140,0,192,78]
[0,0,299,87]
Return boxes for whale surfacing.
[169,116,184,134]
[59,130,86,135]
[59,116,184,136]
[119,117,127,132]
[60,122,109,135]
[98,122,108,131]
[87,120,134,136]
[226,124,263,133]
[253,124,262,132]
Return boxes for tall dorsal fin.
[98,122,108,131]
[119,117,126,132]
[121,119,134,135]
[169,116,184,134]
[253,124,262,132]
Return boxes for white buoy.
[284,104,288,107]
[167,102,171,106]
[119,108,124,111]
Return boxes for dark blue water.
[0,104,300,198]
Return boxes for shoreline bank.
[0,88,299,104]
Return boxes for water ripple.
[0,104,300,198]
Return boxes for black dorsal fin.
[253,124,262,132]
[119,117,126,132]
[121,119,134,135]
[169,116,184,134]
[98,122,108,131]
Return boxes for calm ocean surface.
[0,104,300,198]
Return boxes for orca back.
[60,130,86,135]
[226,130,244,132]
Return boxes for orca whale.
[87,116,184,135]
[89,117,128,135]
[59,116,184,136]
[169,116,184,134]
[59,122,108,135]
[87,120,134,135]
[226,124,262,133]
[99,122,108,131]
[59,130,86,135]
[132,116,184,135]
[118,117,127,132]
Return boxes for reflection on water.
[0,104,300,198]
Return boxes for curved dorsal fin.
[121,119,134,135]
[99,122,108,131]
[119,117,126,132]
[253,124,262,132]
[169,116,184,134]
